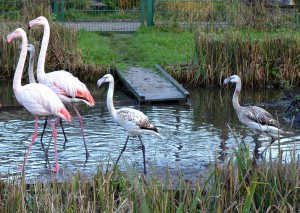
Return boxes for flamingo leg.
[261,136,277,157]
[60,119,68,149]
[72,104,89,158]
[44,118,59,157]
[44,118,69,156]
[42,117,68,150]
[40,117,48,150]
[116,135,130,164]
[138,135,147,174]
[48,117,59,172]
[21,116,39,171]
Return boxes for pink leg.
[73,104,89,158]
[21,116,39,171]
[44,118,63,158]
[48,118,59,172]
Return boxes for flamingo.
[24,43,68,149]
[224,75,282,148]
[97,74,160,174]
[29,16,95,158]
[7,28,72,171]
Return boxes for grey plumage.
[224,75,282,141]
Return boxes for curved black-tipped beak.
[223,77,231,85]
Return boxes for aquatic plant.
[187,29,300,87]
[1,136,300,212]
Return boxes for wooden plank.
[116,66,189,103]
[116,67,145,103]
[155,64,190,98]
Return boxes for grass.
[77,30,120,66]
[76,27,194,69]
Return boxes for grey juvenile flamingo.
[224,75,282,147]
[97,74,160,174]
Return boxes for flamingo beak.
[97,78,105,88]
[28,19,36,29]
[6,32,14,43]
[223,77,231,85]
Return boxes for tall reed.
[0,0,108,82]
[1,139,300,212]
[180,29,300,87]
[154,0,297,30]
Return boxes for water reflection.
[0,80,299,180]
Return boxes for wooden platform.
[116,65,190,104]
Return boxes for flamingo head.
[28,16,48,28]
[97,74,114,88]
[7,28,26,43]
[18,44,35,54]
[27,44,35,54]
[223,75,241,85]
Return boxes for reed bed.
[166,29,300,87]
[1,140,300,212]
[154,0,297,30]
[0,1,108,82]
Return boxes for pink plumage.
[29,16,95,157]
[7,28,72,172]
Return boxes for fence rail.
[0,0,297,31]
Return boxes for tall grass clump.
[1,142,300,212]
[0,0,108,82]
[184,29,300,87]
[154,0,297,30]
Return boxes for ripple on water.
[1,87,300,181]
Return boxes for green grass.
[77,27,194,68]
[77,30,120,66]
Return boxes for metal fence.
[0,0,297,31]
[53,0,149,31]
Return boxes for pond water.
[0,79,300,181]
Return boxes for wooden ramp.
[116,65,190,104]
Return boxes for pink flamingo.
[7,28,72,172]
[29,16,95,158]
[21,43,68,148]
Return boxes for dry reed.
[1,140,300,212]
[0,0,108,82]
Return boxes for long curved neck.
[232,80,242,110]
[28,50,36,83]
[13,34,28,93]
[107,80,117,117]
[37,21,50,82]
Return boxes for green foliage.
[101,0,140,10]
[76,27,193,69]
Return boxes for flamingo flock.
[7,16,283,174]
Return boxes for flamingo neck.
[37,21,50,82]
[28,50,36,83]
[232,80,241,110]
[13,34,28,93]
[107,80,117,117]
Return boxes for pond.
[0,79,299,182]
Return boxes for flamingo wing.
[116,108,157,132]
[243,106,280,128]
[18,84,65,117]
[41,71,94,106]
